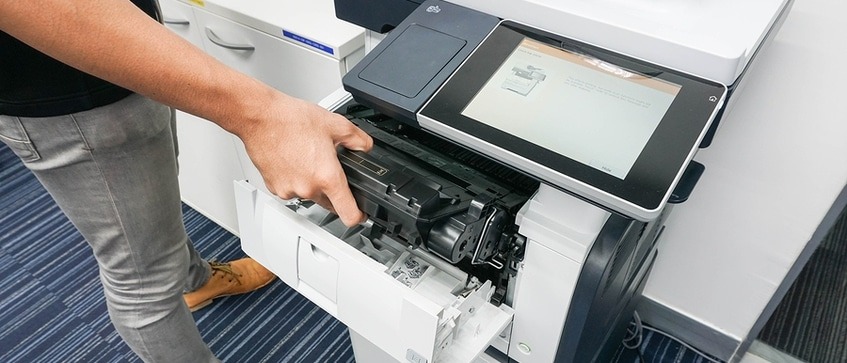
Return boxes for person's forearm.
[0,0,270,137]
[1,0,374,226]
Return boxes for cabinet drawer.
[193,10,345,102]
[234,181,513,363]
[160,0,205,47]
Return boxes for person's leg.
[0,94,216,362]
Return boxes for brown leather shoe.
[184,258,276,312]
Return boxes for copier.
[233,0,793,362]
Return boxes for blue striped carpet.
[759,206,847,363]
[0,143,719,363]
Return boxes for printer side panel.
[509,184,610,362]
[558,214,661,363]
[510,184,664,363]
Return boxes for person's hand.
[238,93,373,226]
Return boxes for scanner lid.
[433,0,793,85]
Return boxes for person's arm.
[0,0,372,226]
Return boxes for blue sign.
[282,30,335,56]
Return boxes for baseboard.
[746,341,807,363]
[637,296,740,362]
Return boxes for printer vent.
[605,242,626,293]
[409,132,540,195]
[603,222,646,296]
[342,102,540,197]
[560,216,655,362]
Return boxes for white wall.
[644,0,847,350]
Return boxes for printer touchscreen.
[462,38,682,180]
[419,21,726,220]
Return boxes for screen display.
[419,21,726,219]
[461,38,681,179]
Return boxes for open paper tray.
[235,181,513,362]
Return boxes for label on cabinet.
[283,30,335,55]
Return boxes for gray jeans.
[0,94,219,362]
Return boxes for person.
[0,0,372,361]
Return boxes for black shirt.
[0,0,160,117]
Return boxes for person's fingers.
[304,191,365,228]
[321,171,366,226]
[329,190,366,226]
[308,193,336,215]
[333,117,373,152]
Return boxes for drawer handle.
[162,17,190,25]
[205,27,255,51]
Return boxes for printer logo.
[426,5,441,13]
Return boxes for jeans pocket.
[0,116,41,162]
[72,94,172,151]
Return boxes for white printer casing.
[234,0,794,362]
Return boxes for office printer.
[234,0,792,362]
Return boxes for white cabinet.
[160,0,246,234]
[173,111,246,233]
[158,0,364,234]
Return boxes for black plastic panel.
[360,25,465,98]
[342,0,499,124]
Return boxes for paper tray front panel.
[234,180,513,363]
